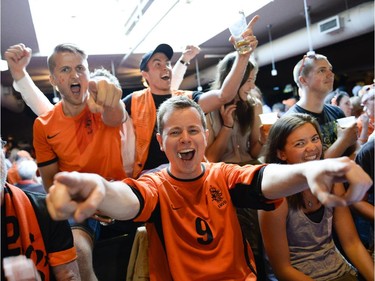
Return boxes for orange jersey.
[33,102,126,180]
[6,164,21,184]
[357,113,374,142]
[130,88,193,178]
[125,162,282,281]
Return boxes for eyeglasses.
[298,51,316,77]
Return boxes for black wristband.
[223,124,234,129]
[180,59,190,66]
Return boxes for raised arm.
[261,157,372,207]
[4,43,53,116]
[46,171,140,222]
[198,15,259,113]
[205,104,236,162]
[171,45,201,90]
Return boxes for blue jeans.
[69,217,101,241]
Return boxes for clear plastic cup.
[336,116,356,128]
[259,112,279,125]
[259,112,279,134]
[229,11,251,54]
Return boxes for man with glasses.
[284,52,358,158]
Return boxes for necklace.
[303,190,319,209]
[307,200,313,208]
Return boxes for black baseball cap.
[139,43,174,71]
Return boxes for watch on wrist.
[180,59,190,66]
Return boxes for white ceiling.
[1,0,373,94]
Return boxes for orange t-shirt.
[130,88,193,178]
[33,102,126,180]
[125,162,282,281]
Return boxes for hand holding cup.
[229,14,259,55]
[259,112,279,136]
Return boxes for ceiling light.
[267,24,277,76]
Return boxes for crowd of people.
[1,13,374,281]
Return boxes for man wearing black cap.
[123,15,259,179]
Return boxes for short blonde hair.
[293,54,328,87]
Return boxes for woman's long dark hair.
[210,52,258,135]
[264,113,323,209]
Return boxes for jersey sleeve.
[26,192,77,266]
[124,175,160,222]
[222,163,283,210]
[33,118,58,167]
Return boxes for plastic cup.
[336,116,356,128]
[259,112,279,125]
[259,112,279,135]
[229,11,251,54]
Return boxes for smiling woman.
[258,113,374,281]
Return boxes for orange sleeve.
[48,247,77,266]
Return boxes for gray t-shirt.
[264,205,352,280]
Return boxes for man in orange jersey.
[5,43,128,281]
[47,96,372,281]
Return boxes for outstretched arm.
[261,157,372,207]
[4,43,53,116]
[198,15,259,113]
[46,171,140,222]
